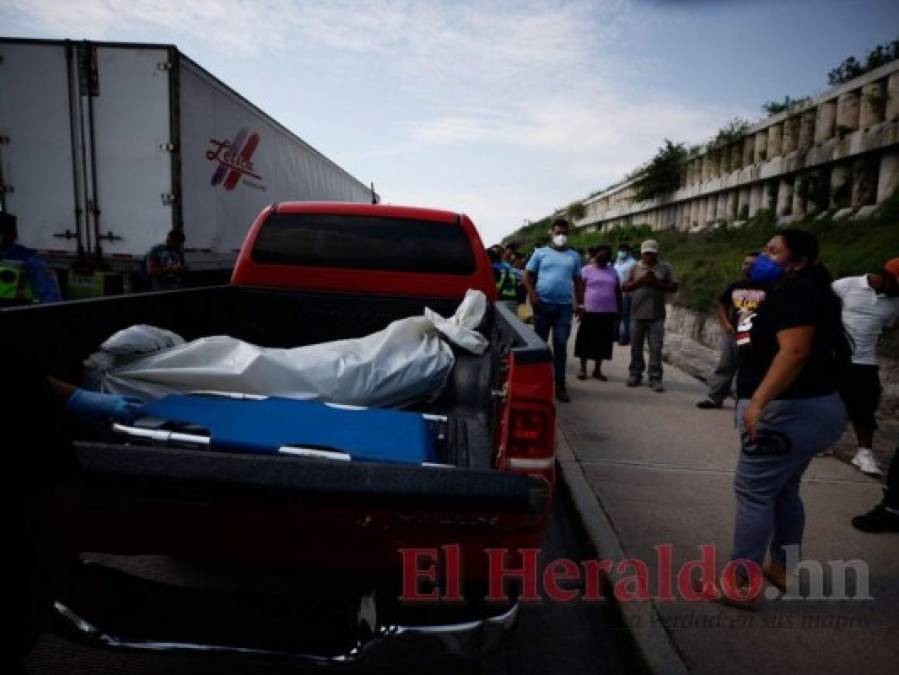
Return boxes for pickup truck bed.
[9,203,555,665]
[11,284,531,464]
[8,286,550,563]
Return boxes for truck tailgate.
[72,442,545,512]
[53,442,550,573]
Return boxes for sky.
[2,0,898,244]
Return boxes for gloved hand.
[66,389,143,423]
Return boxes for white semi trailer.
[0,38,377,296]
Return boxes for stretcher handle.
[112,423,210,446]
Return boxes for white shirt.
[832,275,899,366]
[613,255,637,287]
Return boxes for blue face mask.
[749,254,785,283]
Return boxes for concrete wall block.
[737,188,750,219]
[877,150,899,202]
[782,115,800,154]
[767,123,783,158]
[830,164,852,209]
[776,177,793,216]
[717,148,728,176]
[851,158,877,207]
[836,91,861,133]
[753,132,768,163]
[716,192,728,221]
[851,204,879,220]
[705,195,717,224]
[815,100,837,144]
[798,109,816,151]
[748,184,763,217]
[792,175,807,218]
[860,81,886,128]
[726,190,739,219]
[760,156,785,180]
[765,181,778,212]
[742,136,755,167]
[887,72,899,121]
[809,169,830,213]
[728,143,741,172]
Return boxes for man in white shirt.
[613,243,637,345]
[832,258,899,475]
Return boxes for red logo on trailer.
[206,128,263,190]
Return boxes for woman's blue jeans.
[732,393,846,568]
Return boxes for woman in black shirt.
[721,229,848,604]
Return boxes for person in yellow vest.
[0,211,62,306]
[487,245,520,313]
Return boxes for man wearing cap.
[831,259,899,476]
[621,239,678,392]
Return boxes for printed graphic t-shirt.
[736,278,839,400]
[719,280,767,346]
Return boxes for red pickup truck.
[10,203,557,668]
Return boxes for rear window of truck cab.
[251,213,477,275]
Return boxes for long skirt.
[574,311,617,361]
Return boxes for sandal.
[592,372,607,381]
[576,372,587,380]
[691,573,762,610]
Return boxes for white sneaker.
[851,448,883,476]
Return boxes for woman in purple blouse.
[575,245,622,380]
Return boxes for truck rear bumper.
[53,581,518,666]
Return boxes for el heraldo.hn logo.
[206,128,266,191]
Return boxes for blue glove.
[66,389,143,423]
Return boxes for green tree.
[761,96,810,116]
[711,118,750,146]
[629,140,687,202]
[567,201,586,221]
[827,37,899,86]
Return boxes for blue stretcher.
[113,393,439,465]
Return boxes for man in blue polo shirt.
[524,218,584,402]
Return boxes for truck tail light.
[508,401,554,463]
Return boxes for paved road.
[25,486,634,675]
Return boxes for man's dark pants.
[618,295,632,345]
[534,302,573,386]
[706,335,738,404]
[629,318,665,383]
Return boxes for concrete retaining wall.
[577,60,899,233]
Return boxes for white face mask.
[617,250,628,260]
[552,234,568,248]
